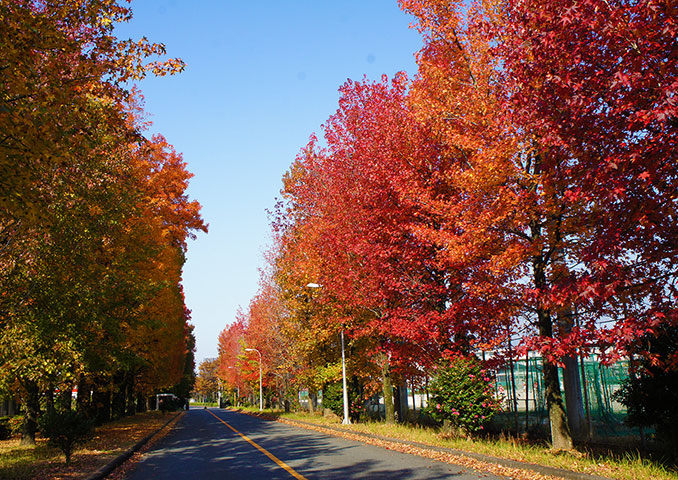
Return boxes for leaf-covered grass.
[238,407,677,480]
[0,411,178,480]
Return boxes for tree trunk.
[92,385,111,425]
[553,262,586,442]
[136,393,147,413]
[111,372,126,419]
[411,381,416,415]
[126,371,136,416]
[307,389,317,414]
[532,222,574,450]
[350,376,361,423]
[77,377,92,417]
[58,387,72,412]
[543,359,573,450]
[536,303,573,449]
[45,386,55,413]
[394,385,401,422]
[19,380,40,446]
[381,361,395,424]
[396,381,408,422]
[507,338,519,432]
[562,355,585,441]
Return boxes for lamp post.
[306,283,350,424]
[245,348,263,411]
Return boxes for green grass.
[0,439,63,479]
[233,407,677,480]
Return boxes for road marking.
[206,409,309,480]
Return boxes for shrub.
[0,416,20,440]
[38,410,94,465]
[8,415,23,438]
[424,356,502,436]
[614,325,678,456]
[321,381,365,421]
[159,397,180,414]
[321,382,343,418]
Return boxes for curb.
[263,414,614,480]
[84,411,184,480]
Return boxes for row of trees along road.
[0,1,206,444]
[218,0,677,451]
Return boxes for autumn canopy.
[218,0,676,450]
[0,0,206,444]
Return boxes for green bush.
[321,382,343,417]
[38,410,94,465]
[424,356,502,436]
[321,381,364,420]
[7,415,23,438]
[613,325,678,456]
[0,415,22,440]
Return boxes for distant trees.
[220,0,676,450]
[194,359,220,404]
[217,269,298,409]
[0,0,204,445]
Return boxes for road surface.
[123,408,507,479]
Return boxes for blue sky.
[115,1,423,365]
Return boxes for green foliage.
[316,363,342,386]
[614,326,678,456]
[322,380,364,420]
[6,415,24,438]
[424,356,502,435]
[38,410,94,465]
[0,415,23,440]
[321,382,344,417]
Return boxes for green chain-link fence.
[493,355,640,440]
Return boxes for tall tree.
[400,0,580,448]
[0,0,183,223]
[0,1,202,442]
[492,0,678,365]
[400,0,677,447]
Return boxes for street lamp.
[306,283,350,425]
[245,348,263,411]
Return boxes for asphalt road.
[123,408,507,480]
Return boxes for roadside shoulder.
[85,411,184,480]
[277,417,614,480]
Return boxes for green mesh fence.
[493,356,639,439]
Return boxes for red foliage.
[490,0,678,360]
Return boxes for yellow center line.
[206,409,309,480]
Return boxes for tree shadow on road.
[123,408,501,480]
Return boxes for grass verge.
[0,410,180,480]
[232,406,677,480]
